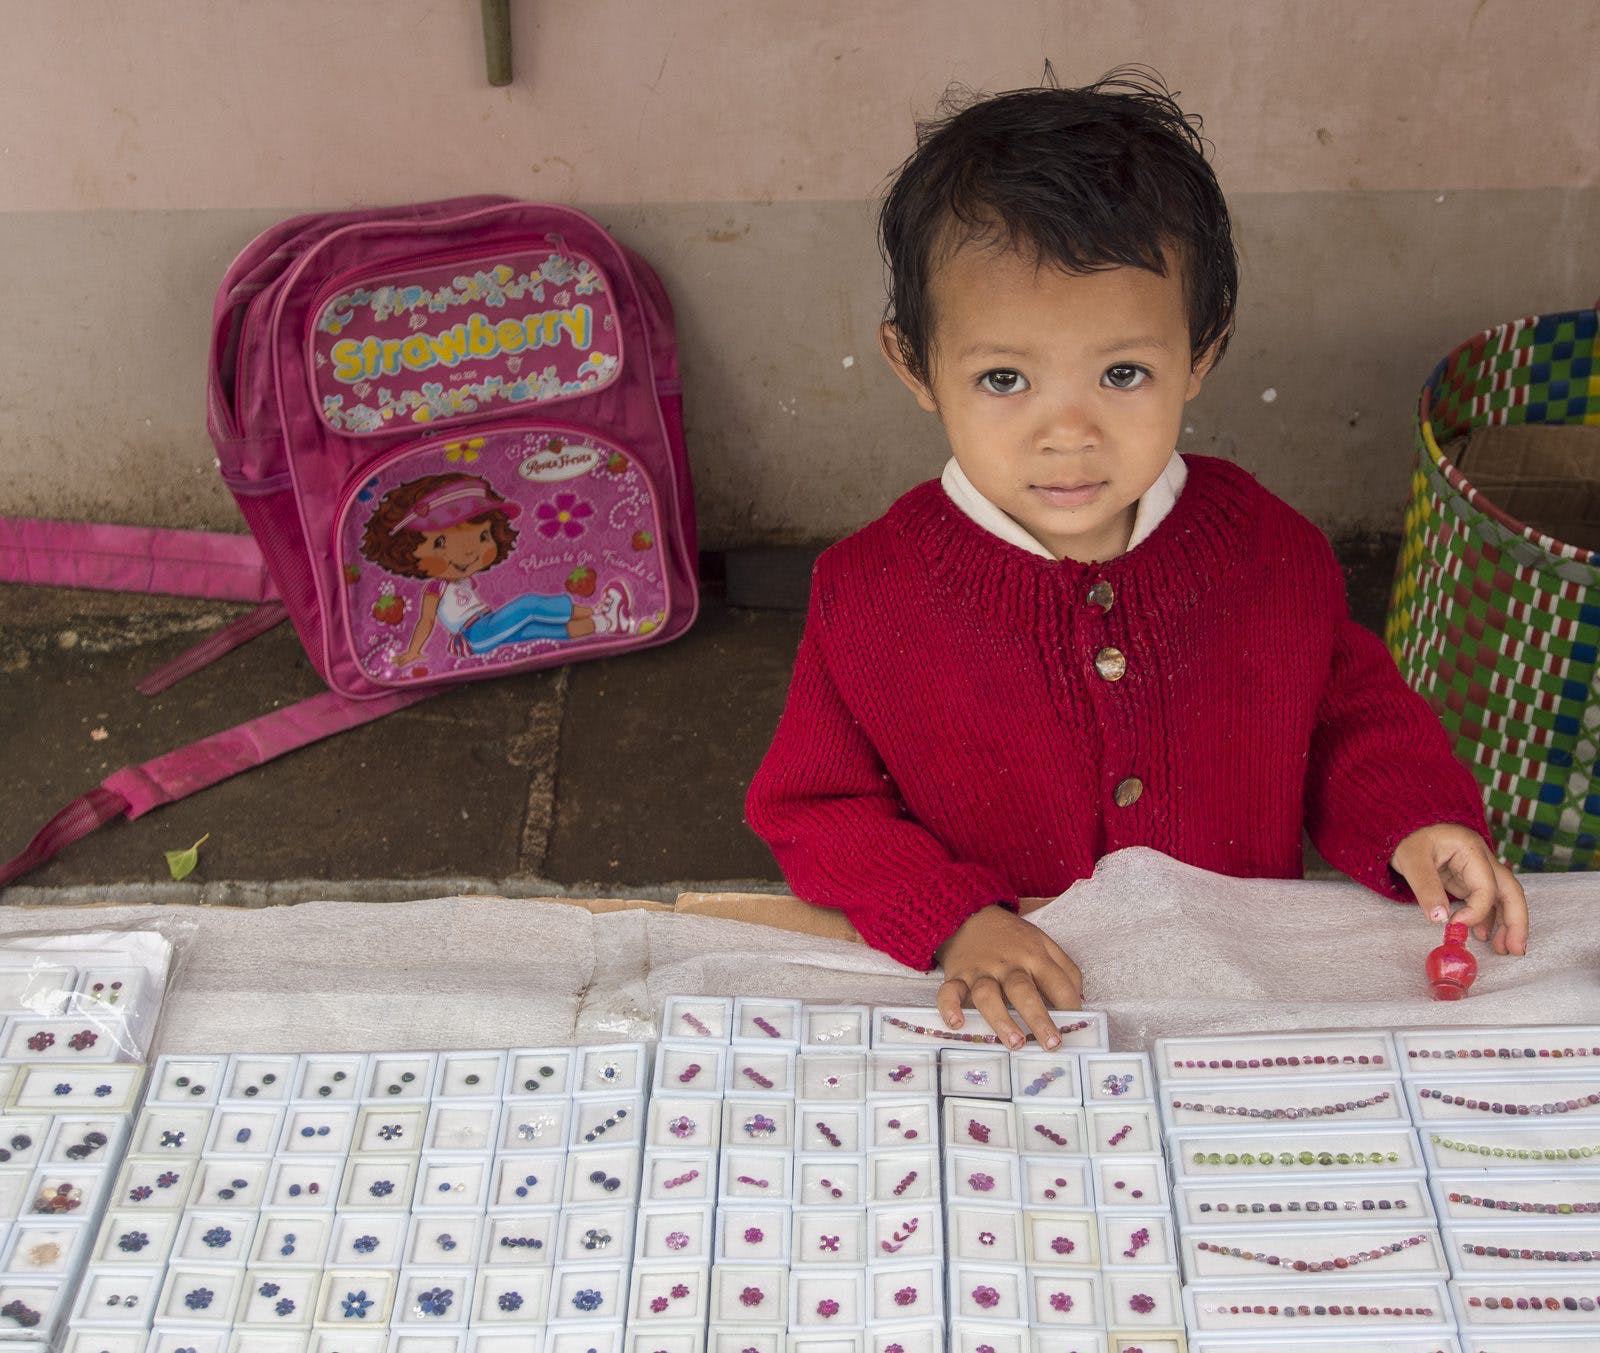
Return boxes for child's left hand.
[1390,824,1529,955]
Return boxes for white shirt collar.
[940,451,1188,559]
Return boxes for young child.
[745,71,1528,1048]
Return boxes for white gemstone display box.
[1395,1024,1600,1072]
[652,1043,726,1100]
[1183,1277,1455,1337]
[1445,1221,1600,1274]
[940,1049,1011,1100]
[871,1007,1107,1052]
[661,995,735,1044]
[800,1005,870,1053]
[1179,1175,1437,1227]
[864,1051,937,1098]
[731,998,803,1047]
[1421,1123,1600,1173]
[1081,1052,1154,1105]
[1406,1073,1600,1125]
[1162,1075,1410,1132]
[1011,1049,1085,1104]
[1168,1125,1426,1183]
[1430,1171,1600,1226]
[1179,1220,1450,1282]
[1155,1030,1399,1082]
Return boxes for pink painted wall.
[8,0,1596,212]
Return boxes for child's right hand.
[935,905,1083,1050]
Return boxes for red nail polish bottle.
[1426,920,1477,1000]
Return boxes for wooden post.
[482,0,513,87]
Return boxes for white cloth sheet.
[4,849,1594,1054]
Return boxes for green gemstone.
[1297,1151,1314,1165]
[1277,1152,1294,1166]
[1335,1152,1351,1165]
[1316,1152,1333,1166]
[1224,1153,1238,1165]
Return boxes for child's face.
[411,517,498,579]
[884,241,1213,563]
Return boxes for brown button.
[1094,647,1126,681]
[1113,777,1144,807]
[1087,580,1114,611]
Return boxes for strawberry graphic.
[372,590,404,626]
[343,562,361,584]
[604,452,628,474]
[566,565,597,596]
[631,530,654,551]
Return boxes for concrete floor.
[0,535,1401,906]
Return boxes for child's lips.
[1031,481,1104,508]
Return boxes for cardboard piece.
[1450,423,1600,551]
[672,892,1051,942]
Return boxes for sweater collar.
[940,452,1189,558]
[897,453,1257,599]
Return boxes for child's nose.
[1035,390,1100,452]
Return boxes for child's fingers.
[1032,936,1085,1009]
[1392,846,1452,925]
[936,977,970,1030]
[967,975,1029,1049]
[1489,860,1529,956]
[1002,972,1063,1050]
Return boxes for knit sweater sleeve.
[744,567,1015,972]
[1302,532,1492,900]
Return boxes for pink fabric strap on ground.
[0,516,275,602]
[136,601,290,695]
[101,687,433,818]
[0,686,432,890]
[0,787,128,890]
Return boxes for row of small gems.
[1420,1087,1600,1116]
[880,1015,1092,1044]
[1197,1232,1429,1271]
[1192,1148,1401,1168]
[1197,1197,1409,1215]
[1172,1091,1392,1119]
[1461,1242,1600,1262]
[1202,1302,1434,1318]
[1466,1293,1600,1312]
[1172,1051,1385,1069]
[1431,1134,1600,1161]
[1410,1045,1600,1060]
[1448,1190,1600,1216]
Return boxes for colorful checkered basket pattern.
[1386,307,1600,872]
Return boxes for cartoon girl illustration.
[360,472,633,668]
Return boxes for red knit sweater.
[745,455,1490,971]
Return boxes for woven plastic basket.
[1387,307,1600,872]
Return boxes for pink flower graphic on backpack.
[534,493,592,539]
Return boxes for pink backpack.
[1,197,697,885]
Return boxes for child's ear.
[1185,337,1224,402]
[878,322,940,414]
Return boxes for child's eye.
[1103,364,1149,390]
[432,535,446,549]
[977,369,1028,395]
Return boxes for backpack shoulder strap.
[0,686,431,890]
[0,517,276,603]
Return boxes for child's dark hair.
[879,67,1237,384]
[359,473,518,578]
